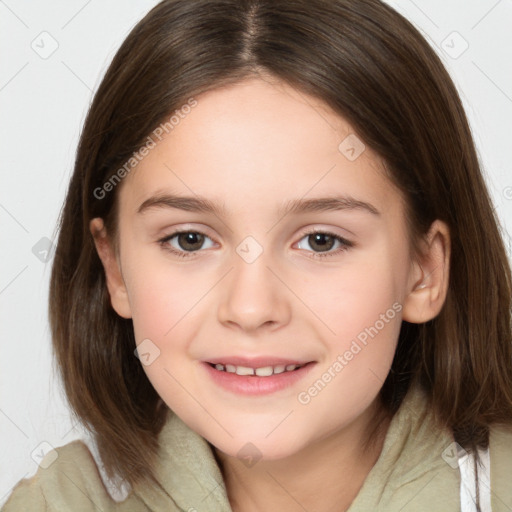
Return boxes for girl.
[4,0,512,511]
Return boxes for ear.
[402,220,450,324]
[89,217,132,319]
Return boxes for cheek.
[323,294,401,390]
[296,303,402,431]
[299,244,405,403]
[307,251,403,343]
[334,277,401,349]
[123,260,208,410]
[121,250,215,386]
[122,242,208,340]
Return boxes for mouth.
[202,358,317,395]
[206,361,308,377]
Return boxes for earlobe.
[402,220,450,324]
[89,218,132,319]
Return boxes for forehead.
[119,77,403,220]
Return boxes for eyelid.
[157,223,217,241]
[296,225,352,240]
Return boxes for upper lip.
[204,356,315,368]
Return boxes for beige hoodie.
[3,384,512,511]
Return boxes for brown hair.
[50,0,512,493]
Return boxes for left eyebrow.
[136,193,380,217]
[278,196,380,217]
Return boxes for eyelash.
[158,229,354,260]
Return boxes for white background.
[1,0,511,504]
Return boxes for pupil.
[179,232,204,251]
[310,233,334,252]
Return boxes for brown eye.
[159,230,215,258]
[175,232,205,251]
[296,230,353,258]
[307,233,336,252]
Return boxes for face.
[95,77,430,462]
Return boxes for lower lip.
[201,361,316,396]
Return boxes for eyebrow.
[137,193,380,217]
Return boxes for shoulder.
[489,423,512,510]
[1,439,145,512]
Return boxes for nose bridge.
[216,235,290,331]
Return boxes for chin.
[209,432,307,465]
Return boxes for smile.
[208,362,306,376]
[202,360,316,396]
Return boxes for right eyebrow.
[137,193,226,215]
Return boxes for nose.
[216,245,291,333]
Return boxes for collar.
[133,384,459,511]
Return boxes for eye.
[158,228,354,260]
[296,230,353,259]
[158,230,215,258]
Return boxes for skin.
[91,76,450,512]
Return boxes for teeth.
[211,362,304,376]
[235,366,255,376]
[255,366,273,377]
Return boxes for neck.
[214,397,391,512]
